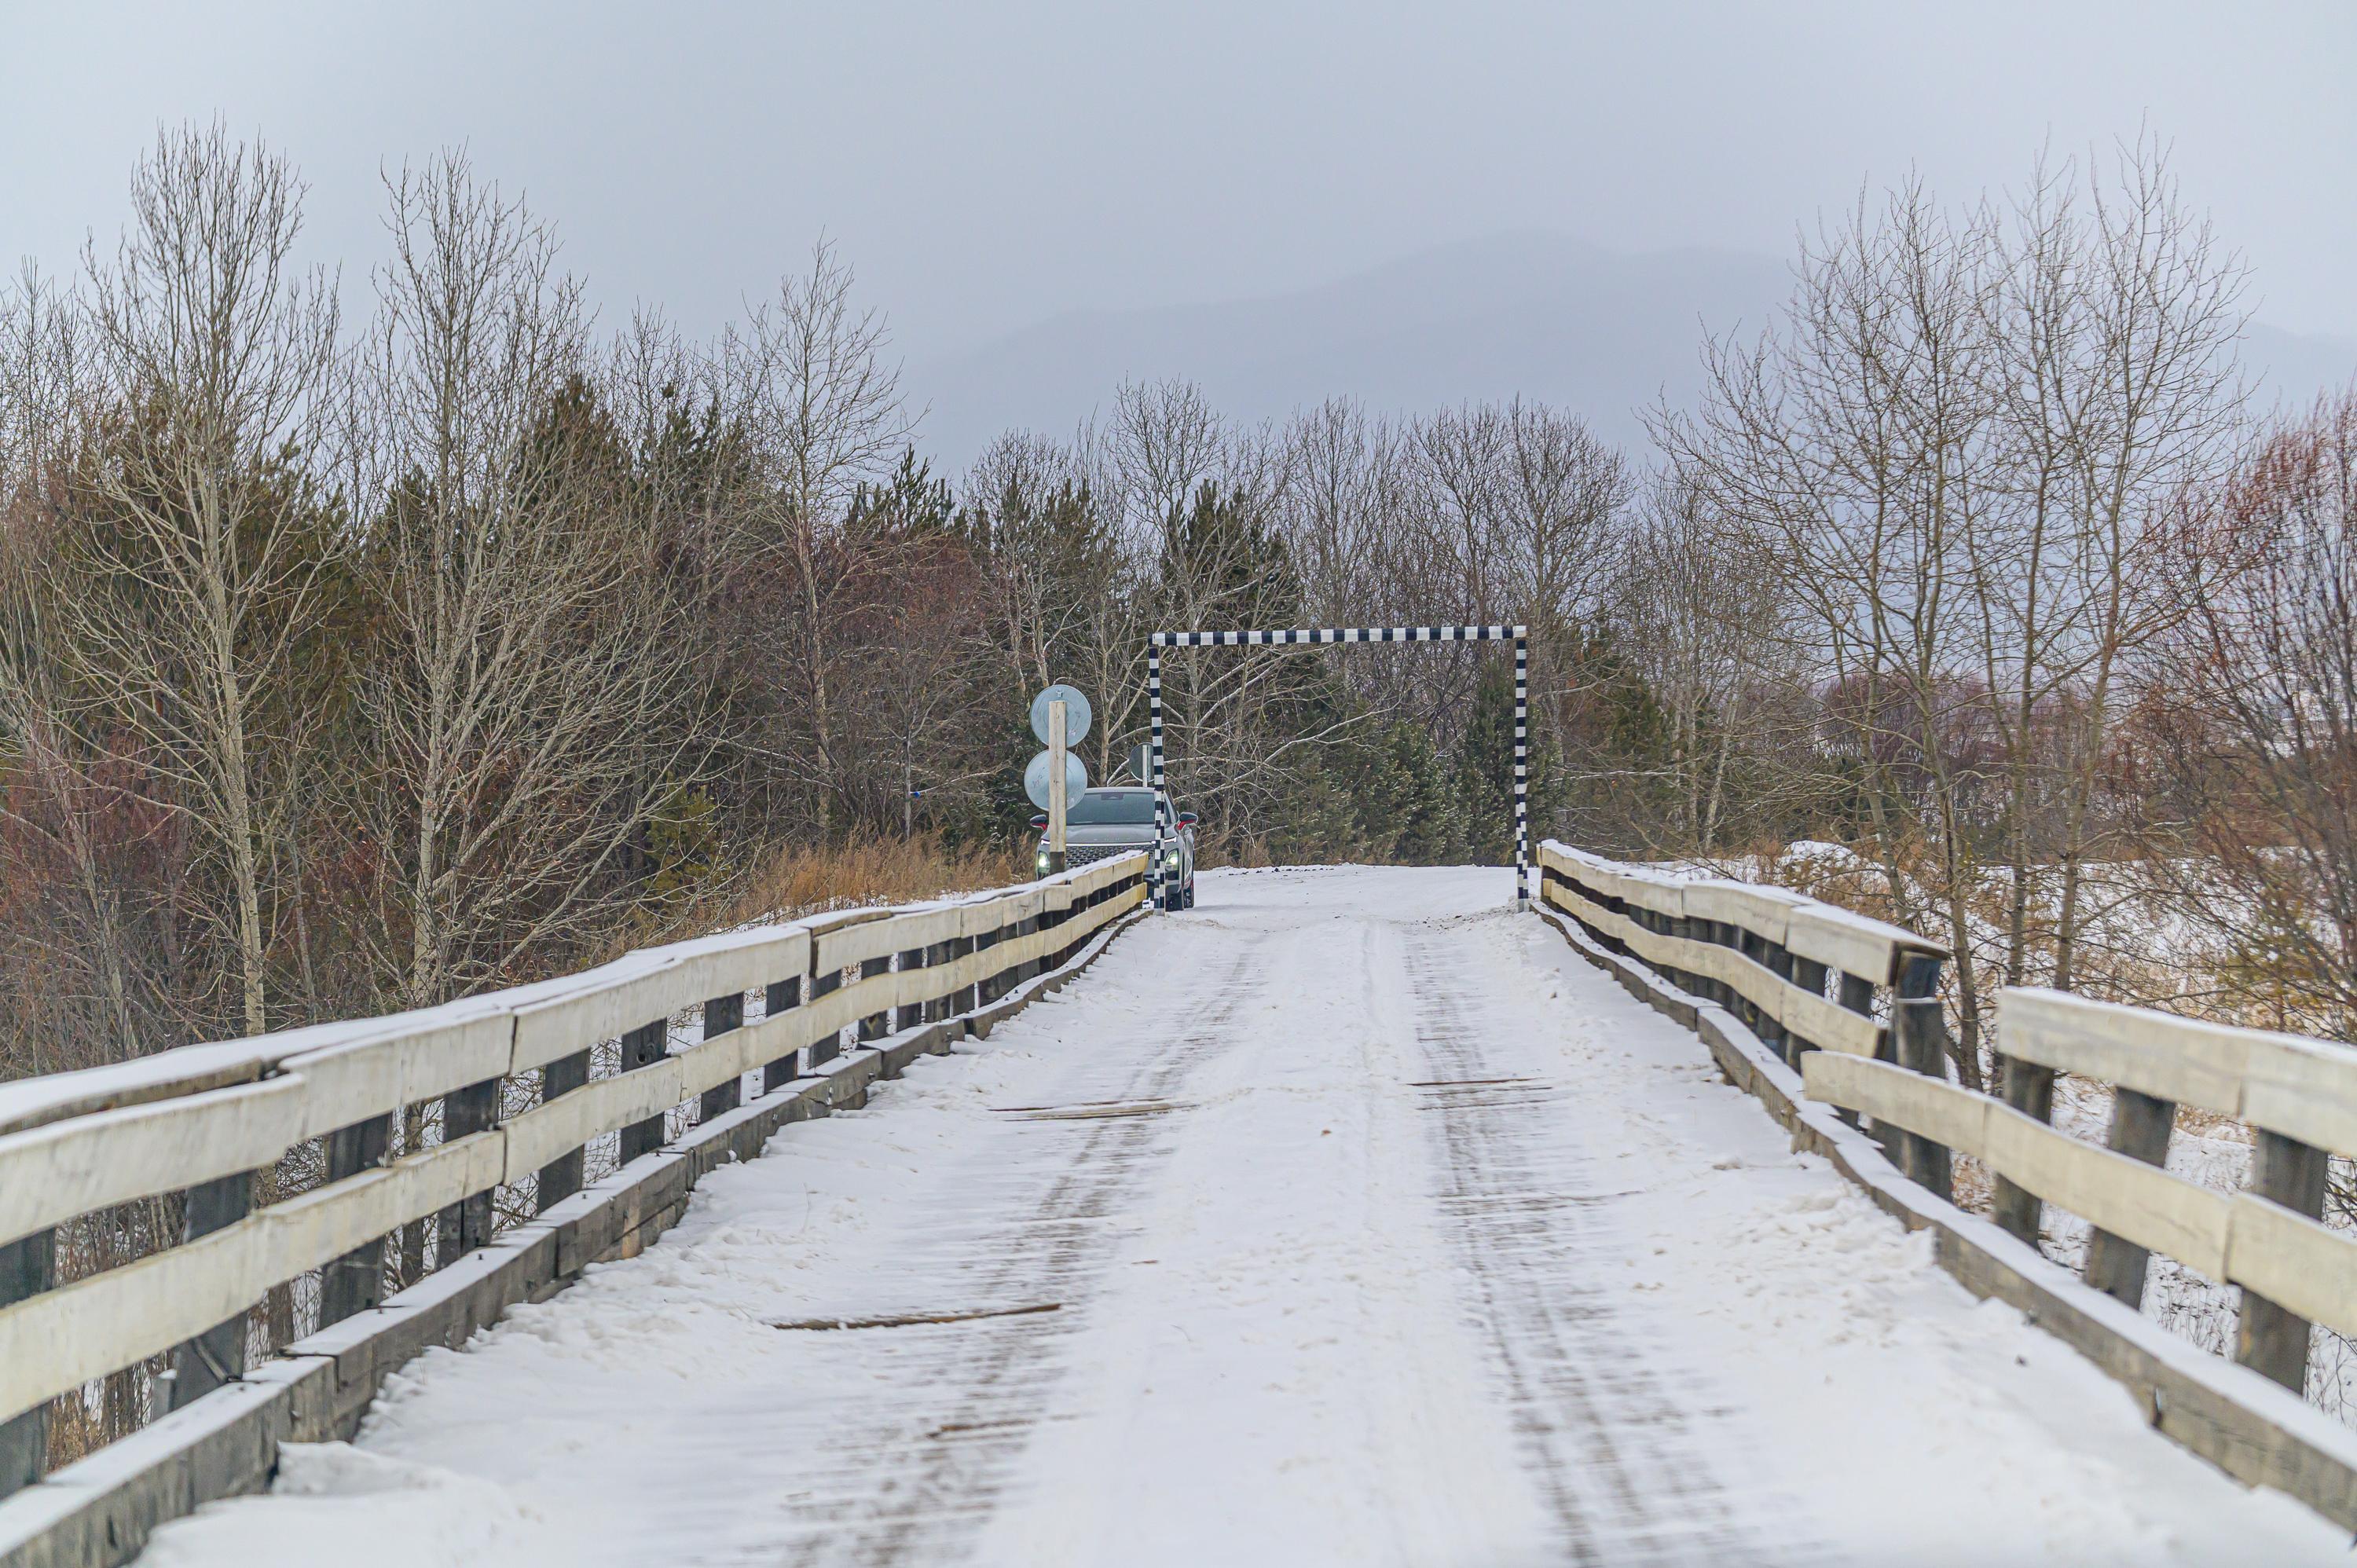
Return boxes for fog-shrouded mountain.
[908,230,2357,479]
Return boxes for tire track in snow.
[1402,918,1822,1566]
[747,943,1264,1568]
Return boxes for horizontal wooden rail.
[2001,987,2357,1162]
[1803,982,2357,1396]
[0,852,1147,1480]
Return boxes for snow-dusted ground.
[136,866,2347,1566]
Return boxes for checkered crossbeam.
[1145,622,1531,909]
[1151,625,1521,648]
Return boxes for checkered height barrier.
[1144,624,1528,907]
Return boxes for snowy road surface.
[140,866,2347,1566]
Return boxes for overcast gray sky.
[4,0,2352,357]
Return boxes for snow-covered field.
[135,866,2346,1566]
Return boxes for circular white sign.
[1024,749,1090,811]
[1030,684,1094,746]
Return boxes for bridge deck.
[137,867,2342,1566]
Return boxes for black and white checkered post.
[1144,624,1532,907]
[1147,644,1167,908]
[1513,632,1529,905]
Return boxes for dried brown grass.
[698,833,1029,933]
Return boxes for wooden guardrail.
[1809,989,2357,1393]
[0,851,1148,1500]
[1534,839,1955,1181]
[1538,836,2357,1408]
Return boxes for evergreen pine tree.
[1453,660,1558,864]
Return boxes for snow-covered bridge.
[5,859,2357,1565]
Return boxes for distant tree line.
[4,124,2355,1101]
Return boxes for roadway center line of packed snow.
[136,866,2350,1568]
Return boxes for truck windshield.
[1065,792,1157,826]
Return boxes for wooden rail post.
[1835,970,1875,1134]
[537,1048,592,1210]
[619,1019,669,1164]
[858,955,890,1042]
[1662,910,1688,995]
[2238,1130,2331,1391]
[763,977,802,1093]
[1991,1052,2056,1247]
[975,928,1002,1005]
[1013,910,1039,987]
[894,943,926,1032]
[2082,1088,2178,1308]
[701,991,744,1121]
[0,1226,53,1497]
[808,969,842,1068]
[437,1078,500,1266]
[319,1113,392,1325]
[1761,940,1798,1066]
[1752,929,1787,1059]
[933,938,961,1021]
[1890,953,1952,1201]
[1788,954,1829,1060]
[171,1171,253,1409]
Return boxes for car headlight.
[1165,849,1182,869]
[1036,850,1050,874]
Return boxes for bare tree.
[1978,141,2246,993]
[352,151,704,1007]
[2143,389,2357,1036]
[727,241,917,833]
[62,124,340,1039]
[1662,176,2004,1080]
[1614,469,1800,852]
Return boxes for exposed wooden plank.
[1805,1052,2237,1280]
[1803,1051,1990,1154]
[2003,986,2357,1160]
[1783,903,1943,987]
[508,927,812,1075]
[2228,1189,2357,1346]
[0,899,1149,1568]
[2239,1037,2357,1164]
[1681,881,1800,947]
[2000,987,2249,1120]
[1780,981,1885,1059]
[0,1075,306,1250]
[0,868,1152,1432]
[0,1042,277,1139]
[814,906,944,974]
